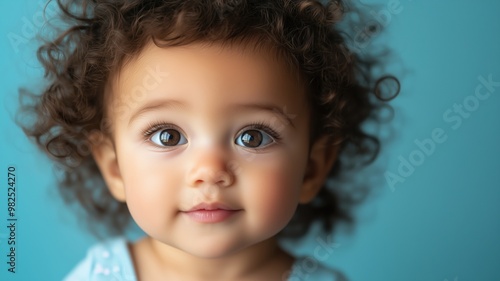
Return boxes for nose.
[186,150,235,188]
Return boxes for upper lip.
[185,202,239,212]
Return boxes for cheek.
[257,173,297,218]
[118,151,182,234]
[241,152,307,234]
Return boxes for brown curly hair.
[17,0,399,239]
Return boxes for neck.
[144,236,291,280]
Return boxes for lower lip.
[182,209,241,223]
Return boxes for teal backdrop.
[1,0,499,280]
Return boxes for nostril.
[213,171,234,187]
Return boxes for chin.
[178,238,250,259]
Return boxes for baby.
[18,0,399,280]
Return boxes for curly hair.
[17,0,399,239]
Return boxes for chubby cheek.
[241,153,306,237]
[118,149,182,236]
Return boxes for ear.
[88,131,126,202]
[299,135,339,204]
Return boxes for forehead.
[107,41,308,124]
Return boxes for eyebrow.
[234,102,296,128]
[128,99,186,126]
[128,99,296,128]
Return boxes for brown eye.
[150,128,187,147]
[236,129,274,148]
[160,129,179,145]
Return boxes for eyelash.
[141,121,282,143]
[142,121,177,137]
[246,122,282,141]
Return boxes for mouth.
[181,202,242,223]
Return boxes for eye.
[235,129,275,148]
[150,128,187,147]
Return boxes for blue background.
[1,0,499,280]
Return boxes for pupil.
[242,130,262,147]
[160,129,180,146]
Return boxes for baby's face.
[103,41,314,257]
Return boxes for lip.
[182,202,242,223]
[186,202,238,212]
